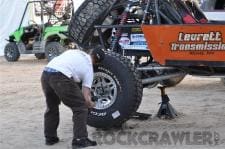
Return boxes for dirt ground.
[1,55,225,149]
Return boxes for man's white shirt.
[46,50,93,88]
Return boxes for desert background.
[0,55,225,149]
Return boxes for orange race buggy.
[69,0,225,128]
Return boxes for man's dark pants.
[41,71,88,143]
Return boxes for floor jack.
[157,86,177,119]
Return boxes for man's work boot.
[45,137,59,145]
[72,138,97,148]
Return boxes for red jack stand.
[157,86,177,119]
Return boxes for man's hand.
[85,99,95,108]
[82,86,96,108]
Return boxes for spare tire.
[88,52,143,128]
[69,0,118,48]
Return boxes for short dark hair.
[91,47,105,63]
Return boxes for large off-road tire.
[88,52,143,128]
[34,53,45,59]
[69,0,117,48]
[4,42,20,62]
[45,42,65,61]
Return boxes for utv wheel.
[69,0,117,48]
[35,53,45,59]
[45,42,64,61]
[4,42,20,62]
[88,52,143,128]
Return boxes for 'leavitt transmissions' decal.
[171,32,225,52]
[141,25,225,64]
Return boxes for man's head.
[90,47,105,64]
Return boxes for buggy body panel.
[44,25,68,40]
[142,24,225,66]
[9,28,24,42]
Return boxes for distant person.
[41,48,105,148]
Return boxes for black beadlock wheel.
[45,42,65,61]
[4,42,20,62]
[35,53,45,59]
[88,52,143,128]
[69,0,118,48]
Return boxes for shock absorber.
[111,2,131,51]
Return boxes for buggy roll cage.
[93,0,206,51]
[19,1,44,30]
[18,0,74,30]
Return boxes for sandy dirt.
[1,55,225,149]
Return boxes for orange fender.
[142,24,225,66]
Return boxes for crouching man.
[41,48,105,148]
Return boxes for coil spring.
[111,4,130,51]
